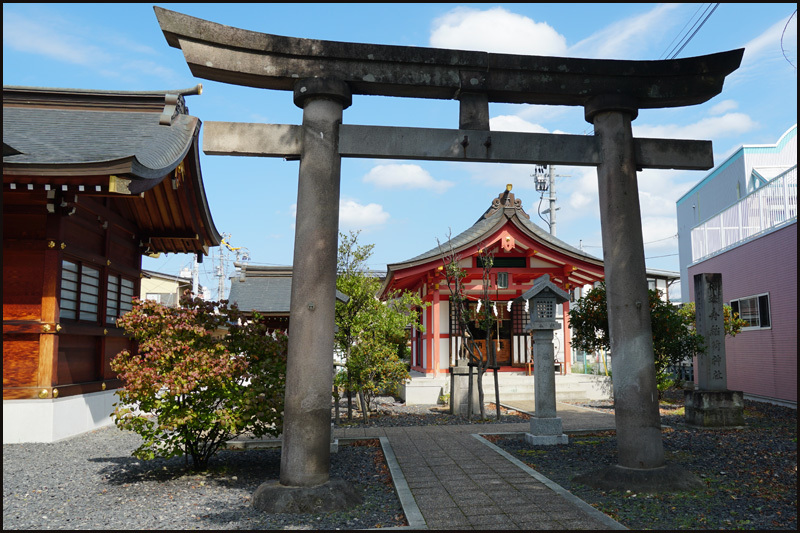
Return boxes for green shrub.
[111,295,287,470]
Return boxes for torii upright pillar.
[589,97,664,469]
[280,78,351,488]
[252,79,364,512]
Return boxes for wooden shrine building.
[2,86,221,442]
[381,186,676,379]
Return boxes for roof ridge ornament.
[480,185,530,221]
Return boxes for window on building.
[60,260,100,322]
[107,274,135,325]
[477,256,526,268]
[497,272,509,289]
[144,292,178,307]
[730,293,771,329]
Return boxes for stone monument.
[685,273,745,427]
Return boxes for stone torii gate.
[155,7,743,503]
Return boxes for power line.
[661,3,720,60]
[782,10,797,70]
[644,234,677,244]
[660,4,707,59]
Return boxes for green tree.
[111,294,287,470]
[569,284,746,396]
[335,231,426,421]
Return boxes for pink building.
[687,222,796,403]
[680,125,797,404]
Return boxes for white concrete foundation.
[3,390,118,443]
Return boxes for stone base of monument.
[684,389,745,428]
[252,479,363,513]
[525,417,568,445]
[574,464,704,493]
[450,364,480,416]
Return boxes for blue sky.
[4,3,797,301]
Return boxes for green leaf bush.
[111,294,287,470]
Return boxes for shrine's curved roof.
[3,86,203,189]
[2,85,221,255]
[387,189,602,271]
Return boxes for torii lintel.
[154,6,743,112]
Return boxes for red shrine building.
[381,186,676,386]
[3,86,221,442]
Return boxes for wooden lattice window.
[106,274,135,325]
[512,300,530,334]
[60,260,100,322]
[449,299,464,336]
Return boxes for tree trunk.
[494,367,501,420]
[467,363,474,420]
[334,387,340,425]
[477,367,486,419]
[358,390,370,422]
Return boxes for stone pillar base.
[450,365,480,416]
[525,417,568,445]
[252,479,362,513]
[574,464,704,493]
[684,389,744,428]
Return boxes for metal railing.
[691,166,797,263]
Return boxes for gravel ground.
[3,429,404,530]
[4,393,794,530]
[490,391,798,530]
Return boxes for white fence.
[691,166,797,263]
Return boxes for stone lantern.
[520,275,570,445]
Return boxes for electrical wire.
[659,4,707,60]
[782,10,797,70]
[665,3,720,59]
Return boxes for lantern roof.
[519,274,570,304]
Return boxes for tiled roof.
[388,191,600,270]
[228,266,349,314]
[3,86,201,189]
[229,273,293,314]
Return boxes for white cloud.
[290,200,390,231]
[707,100,739,115]
[2,10,178,84]
[489,115,549,134]
[430,7,567,56]
[641,217,678,251]
[2,12,111,66]
[566,168,599,211]
[633,113,759,140]
[741,15,797,69]
[339,199,390,230]
[568,4,682,59]
[363,163,453,193]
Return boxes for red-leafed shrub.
[111,294,287,470]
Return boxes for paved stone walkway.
[333,403,625,530]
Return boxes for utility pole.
[192,253,199,297]
[217,234,250,301]
[533,165,563,237]
[547,166,557,237]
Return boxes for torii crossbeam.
[154,6,743,502]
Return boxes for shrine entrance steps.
[401,371,612,406]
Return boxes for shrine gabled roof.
[381,187,606,296]
[3,86,202,188]
[387,188,602,271]
[2,85,222,255]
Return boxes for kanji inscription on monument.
[695,273,727,390]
